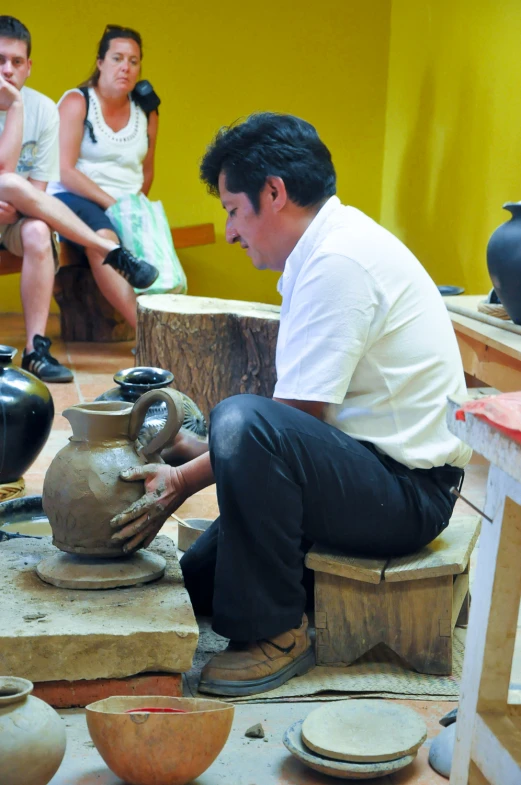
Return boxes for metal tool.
[450,487,493,523]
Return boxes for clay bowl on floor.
[86,696,234,785]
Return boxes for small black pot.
[95,366,207,437]
[96,366,175,404]
[0,346,54,483]
[487,202,521,324]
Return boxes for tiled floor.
[0,312,517,784]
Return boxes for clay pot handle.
[129,388,185,458]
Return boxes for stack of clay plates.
[283,699,427,780]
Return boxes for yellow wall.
[1,0,391,314]
[380,0,521,293]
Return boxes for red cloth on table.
[456,392,521,445]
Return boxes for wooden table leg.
[450,465,521,784]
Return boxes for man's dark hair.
[200,112,336,212]
[0,16,31,57]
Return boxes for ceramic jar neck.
[0,345,16,367]
[0,677,33,707]
[63,402,134,443]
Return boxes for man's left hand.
[0,201,20,224]
[110,463,188,553]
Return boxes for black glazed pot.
[95,366,207,437]
[97,366,175,403]
[487,202,521,324]
[0,346,54,483]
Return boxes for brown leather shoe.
[199,614,315,696]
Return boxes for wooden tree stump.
[136,294,280,419]
[53,246,135,343]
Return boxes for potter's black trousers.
[180,395,464,642]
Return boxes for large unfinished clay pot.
[42,389,184,557]
[0,676,66,785]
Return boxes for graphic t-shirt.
[0,85,59,182]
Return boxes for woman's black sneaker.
[103,247,159,289]
[22,335,73,383]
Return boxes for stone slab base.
[33,672,182,708]
[0,536,198,682]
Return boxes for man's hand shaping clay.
[110,463,188,553]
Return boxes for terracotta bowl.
[86,696,234,785]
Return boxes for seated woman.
[48,24,158,329]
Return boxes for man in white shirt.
[110,113,471,697]
[0,16,158,382]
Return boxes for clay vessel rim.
[0,344,17,363]
[114,366,174,388]
[0,676,33,704]
[86,696,233,715]
[65,401,133,415]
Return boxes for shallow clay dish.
[86,695,234,785]
[283,720,416,780]
[177,517,213,551]
[302,699,427,763]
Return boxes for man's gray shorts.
[0,217,60,272]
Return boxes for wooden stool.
[305,515,480,676]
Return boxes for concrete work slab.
[0,536,198,682]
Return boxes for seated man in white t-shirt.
[0,16,159,382]
[109,112,472,697]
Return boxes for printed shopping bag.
[107,193,187,294]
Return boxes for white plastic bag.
[106,193,187,294]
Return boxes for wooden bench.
[305,515,480,676]
[0,223,215,342]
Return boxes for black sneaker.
[103,247,159,289]
[22,335,73,383]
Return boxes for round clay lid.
[36,551,166,590]
[301,699,427,763]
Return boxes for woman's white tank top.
[48,87,149,200]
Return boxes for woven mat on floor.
[190,627,466,703]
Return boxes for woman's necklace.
[91,89,140,143]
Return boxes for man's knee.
[20,219,52,255]
[210,395,276,460]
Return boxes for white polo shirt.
[273,196,471,470]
